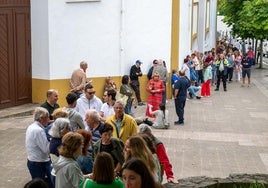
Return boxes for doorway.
[0,1,32,109]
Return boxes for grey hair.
[80,60,87,67]
[138,123,152,134]
[85,109,100,122]
[115,99,125,107]
[34,107,49,121]
[49,118,70,138]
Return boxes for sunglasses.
[87,91,96,95]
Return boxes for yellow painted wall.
[32,76,172,107]
[171,0,180,71]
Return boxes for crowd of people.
[25,39,254,187]
[25,60,177,188]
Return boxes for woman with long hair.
[124,136,160,182]
[79,152,124,188]
[122,158,164,188]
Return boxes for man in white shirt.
[25,107,53,188]
[100,89,116,122]
[75,83,103,124]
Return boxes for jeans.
[27,160,53,188]
[211,65,216,85]
[188,86,200,97]
[124,100,133,115]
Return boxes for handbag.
[116,91,128,106]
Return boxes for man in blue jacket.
[174,70,191,125]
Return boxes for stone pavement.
[0,64,268,187]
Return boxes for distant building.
[217,15,232,42]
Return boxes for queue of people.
[25,61,177,188]
[25,50,253,187]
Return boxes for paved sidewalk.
[0,65,268,187]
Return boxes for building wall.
[30,0,173,106]
[178,0,191,68]
[178,0,217,68]
[30,0,216,106]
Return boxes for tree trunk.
[259,40,263,69]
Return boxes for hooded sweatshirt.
[75,95,103,122]
[64,107,85,131]
[53,155,84,188]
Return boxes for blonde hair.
[152,71,160,78]
[58,132,83,159]
[52,108,69,120]
[125,136,156,173]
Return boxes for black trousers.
[130,80,142,103]
[174,98,186,123]
[216,71,227,89]
[227,67,233,81]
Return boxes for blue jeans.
[188,86,200,97]
[211,65,216,85]
[27,160,53,188]
[125,100,133,115]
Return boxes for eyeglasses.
[86,91,96,95]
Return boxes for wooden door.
[0,1,31,109]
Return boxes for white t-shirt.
[149,109,169,129]
[100,103,115,119]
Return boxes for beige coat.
[70,69,87,92]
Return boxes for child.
[148,103,169,129]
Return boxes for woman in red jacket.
[145,71,165,118]
[137,124,179,184]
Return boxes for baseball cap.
[136,60,142,64]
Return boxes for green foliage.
[218,0,268,39]
[232,182,266,188]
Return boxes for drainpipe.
[119,0,125,75]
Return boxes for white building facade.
[30,0,217,105]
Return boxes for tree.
[219,0,268,68]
